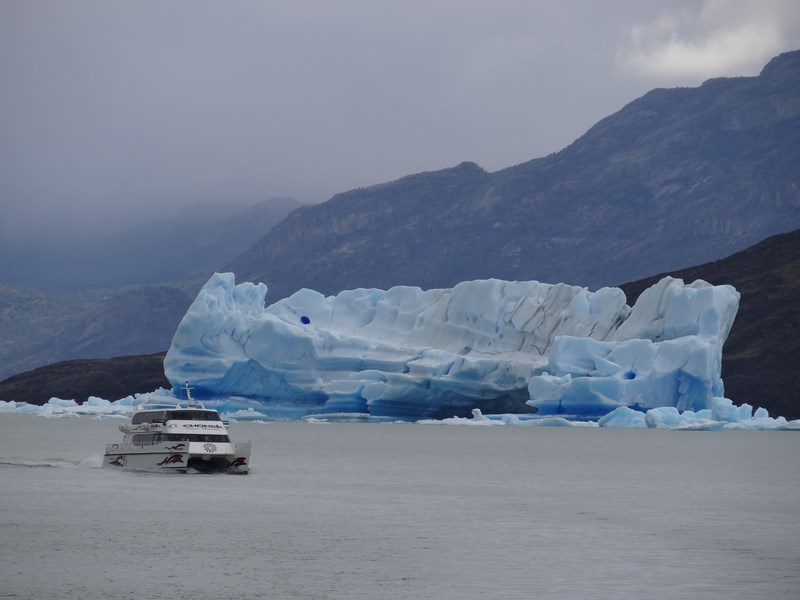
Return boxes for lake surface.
[1,414,798,599]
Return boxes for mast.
[184,381,196,407]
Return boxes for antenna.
[184,381,195,406]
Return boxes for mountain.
[3,229,797,420]
[0,197,302,378]
[228,50,800,301]
[0,284,193,380]
[0,196,302,292]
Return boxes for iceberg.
[162,272,740,421]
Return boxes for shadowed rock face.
[228,51,800,300]
[0,353,168,404]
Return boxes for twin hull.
[104,440,251,474]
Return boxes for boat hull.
[103,441,251,474]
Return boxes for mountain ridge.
[228,50,800,301]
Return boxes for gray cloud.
[617,0,800,81]
[2,0,798,241]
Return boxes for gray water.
[1,414,798,599]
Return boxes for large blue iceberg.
[163,273,740,420]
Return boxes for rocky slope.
[228,50,800,301]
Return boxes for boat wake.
[0,455,104,469]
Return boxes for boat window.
[132,433,231,444]
[132,411,166,424]
[165,410,221,421]
[164,433,230,443]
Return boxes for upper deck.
[131,407,222,425]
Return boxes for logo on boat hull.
[109,455,127,467]
[228,457,247,469]
[165,443,186,451]
[157,454,184,466]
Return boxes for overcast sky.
[2,0,799,241]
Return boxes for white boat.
[103,385,251,474]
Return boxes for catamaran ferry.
[103,385,251,474]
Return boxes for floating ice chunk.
[84,397,113,408]
[221,407,269,421]
[598,406,647,428]
[635,398,800,430]
[0,400,42,414]
[417,408,586,427]
[640,403,730,429]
